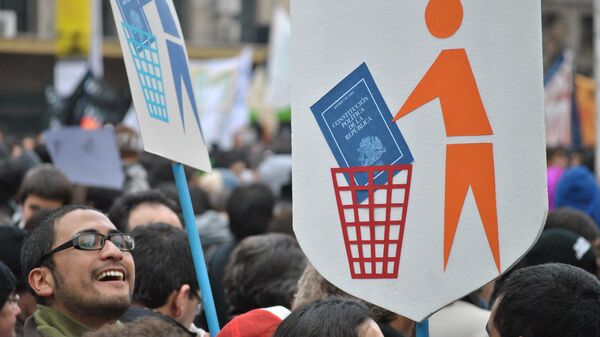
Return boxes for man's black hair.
[155,182,179,207]
[34,143,52,163]
[494,263,600,337]
[190,186,212,215]
[108,190,182,232]
[0,260,16,308]
[226,183,275,241]
[223,233,307,316]
[85,187,123,214]
[570,147,595,173]
[24,208,54,232]
[546,146,567,163]
[545,207,599,243]
[274,297,371,337]
[20,205,97,303]
[0,226,27,291]
[131,222,198,308]
[17,164,72,205]
[0,159,27,209]
[141,153,195,189]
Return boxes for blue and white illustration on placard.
[111,0,211,172]
[115,0,203,134]
[122,21,168,122]
[116,0,154,50]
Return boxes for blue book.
[311,63,413,202]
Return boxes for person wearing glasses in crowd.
[0,261,21,337]
[20,205,135,337]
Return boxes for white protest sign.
[45,127,125,190]
[189,48,253,150]
[292,0,546,321]
[109,0,211,172]
[265,6,291,111]
[544,50,574,147]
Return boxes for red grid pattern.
[331,164,412,279]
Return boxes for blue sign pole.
[172,162,220,335]
[416,320,429,337]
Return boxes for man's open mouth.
[95,270,125,282]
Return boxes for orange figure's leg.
[444,143,501,273]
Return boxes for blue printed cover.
[311,63,413,200]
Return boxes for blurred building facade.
[0,0,591,60]
[0,0,288,134]
[0,0,288,44]
[0,0,594,134]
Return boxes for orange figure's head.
[425,0,463,39]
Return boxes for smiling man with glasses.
[20,205,135,337]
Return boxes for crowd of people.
[0,126,599,337]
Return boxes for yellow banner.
[56,0,90,56]
[575,74,596,147]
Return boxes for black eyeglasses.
[40,232,135,263]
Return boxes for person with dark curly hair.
[121,223,204,337]
[107,190,182,232]
[223,233,306,318]
[207,183,275,325]
[487,263,600,337]
[13,164,72,229]
[292,264,412,337]
[274,297,383,337]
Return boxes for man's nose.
[99,240,124,260]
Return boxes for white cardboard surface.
[292,0,546,321]
[110,0,211,172]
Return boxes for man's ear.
[172,284,191,319]
[28,267,55,298]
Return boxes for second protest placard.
[292,0,547,320]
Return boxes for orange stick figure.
[392,0,501,272]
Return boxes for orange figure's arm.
[392,50,492,136]
[392,59,441,122]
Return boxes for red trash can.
[331,164,413,279]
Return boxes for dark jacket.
[206,240,237,325]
